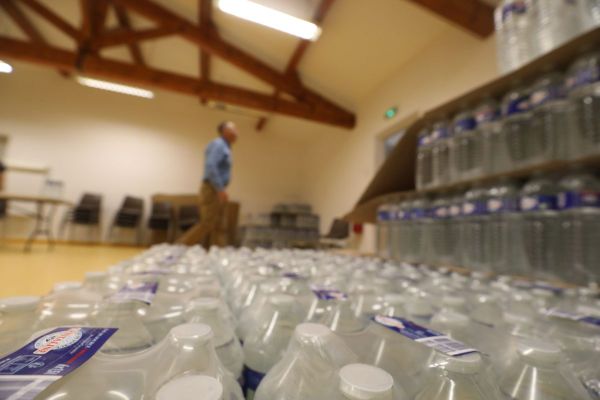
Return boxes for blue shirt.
[203,137,231,191]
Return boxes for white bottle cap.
[444,353,482,374]
[0,296,40,312]
[53,281,82,292]
[295,323,331,340]
[339,364,394,400]
[517,337,561,365]
[156,375,223,400]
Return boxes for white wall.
[303,28,500,253]
[0,63,309,242]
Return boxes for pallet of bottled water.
[0,245,598,399]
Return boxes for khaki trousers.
[176,182,223,248]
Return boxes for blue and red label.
[0,327,117,399]
[310,286,348,301]
[558,191,600,209]
[372,315,477,357]
[520,195,558,212]
[487,198,518,214]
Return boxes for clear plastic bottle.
[558,170,600,285]
[499,337,592,400]
[498,87,532,172]
[242,294,303,399]
[376,204,393,259]
[528,72,570,164]
[186,297,244,380]
[486,180,527,276]
[414,352,505,400]
[397,199,413,262]
[474,99,501,178]
[448,193,464,267]
[254,323,358,400]
[416,128,434,190]
[519,174,562,281]
[410,197,430,264]
[566,52,600,159]
[451,110,478,183]
[388,204,401,262]
[431,120,453,188]
[429,196,452,266]
[37,323,244,400]
[495,0,538,73]
[92,300,155,354]
[461,187,491,272]
[535,0,581,56]
[0,296,39,356]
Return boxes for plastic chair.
[178,205,199,233]
[60,193,102,241]
[108,196,144,245]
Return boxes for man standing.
[178,121,238,247]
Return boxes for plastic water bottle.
[0,296,39,356]
[431,121,453,187]
[335,363,408,400]
[558,170,600,285]
[461,187,491,272]
[254,323,358,400]
[499,87,532,172]
[429,196,452,265]
[520,174,562,281]
[156,375,224,400]
[389,204,402,261]
[416,128,434,190]
[242,294,303,399]
[37,324,244,399]
[499,337,592,400]
[451,110,478,183]
[376,204,393,259]
[397,199,413,262]
[474,99,500,178]
[486,180,527,276]
[406,198,428,264]
[448,193,464,266]
[529,72,570,163]
[92,299,155,354]
[566,52,600,159]
[414,352,505,400]
[534,0,581,56]
[186,297,244,379]
[495,0,537,73]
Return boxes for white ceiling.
[0,0,490,122]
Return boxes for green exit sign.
[384,106,398,119]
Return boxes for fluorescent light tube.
[0,60,13,74]
[217,0,322,41]
[76,76,155,99]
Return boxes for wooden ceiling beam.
[114,4,146,66]
[94,26,180,48]
[199,0,212,104]
[1,0,45,43]
[0,36,354,128]
[19,0,82,42]
[408,0,495,38]
[109,0,355,123]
